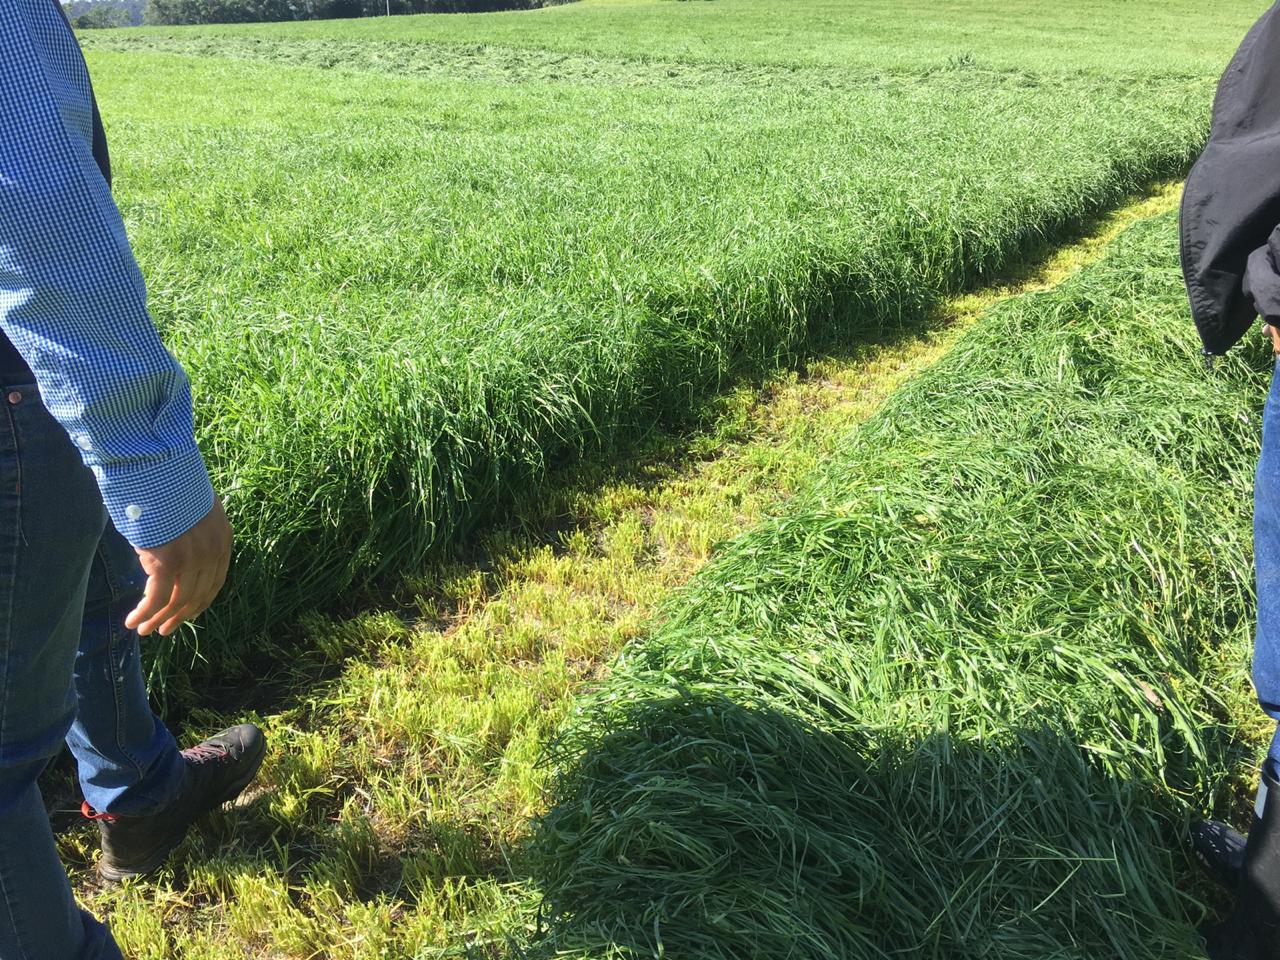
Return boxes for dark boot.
[1193,818,1250,890]
[84,723,266,882]
[1204,768,1280,959]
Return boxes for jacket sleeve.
[0,3,215,548]
[1181,0,1280,355]
[1244,228,1280,324]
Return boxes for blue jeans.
[0,380,185,960]
[1255,361,1280,777]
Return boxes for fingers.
[132,580,186,637]
[124,567,178,633]
[126,497,234,636]
[156,567,215,637]
[144,549,232,637]
[127,564,211,637]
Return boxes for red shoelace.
[80,800,117,822]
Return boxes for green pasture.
[95,0,1267,77]
[531,213,1269,959]
[77,0,1256,681]
[69,189,1208,960]
[58,3,1280,956]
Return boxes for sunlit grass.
[64,185,1180,960]
[57,2,1270,952]
[93,0,1267,78]
[84,36,1218,678]
[530,212,1268,959]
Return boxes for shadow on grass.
[515,692,1229,960]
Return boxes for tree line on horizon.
[63,0,145,26]
[64,0,555,26]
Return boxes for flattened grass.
[529,214,1268,958]
[88,35,1216,675]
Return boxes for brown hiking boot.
[84,723,266,882]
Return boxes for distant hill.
[141,1,562,24]
[62,1,146,27]
[61,0,558,28]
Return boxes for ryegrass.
[91,0,1269,78]
[80,10,1232,679]
[528,213,1270,959]
[60,187,1184,960]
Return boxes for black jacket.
[1182,0,1280,355]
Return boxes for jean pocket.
[7,386,105,556]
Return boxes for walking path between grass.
[68,182,1183,959]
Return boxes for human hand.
[1267,321,1280,356]
[125,497,233,636]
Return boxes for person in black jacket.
[1183,3,1280,956]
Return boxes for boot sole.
[97,738,268,883]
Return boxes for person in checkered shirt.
[0,3,267,956]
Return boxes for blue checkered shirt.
[0,0,215,549]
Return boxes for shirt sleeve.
[0,4,215,549]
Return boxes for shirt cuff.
[94,445,216,549]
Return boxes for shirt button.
[125,504,143,521]
[6,391,20,405]
[76,435,92,451]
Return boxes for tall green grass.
[79,1,1251,679]
[529,214,1266,958]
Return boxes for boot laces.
[81,800,117,822]
[183,742,231,765]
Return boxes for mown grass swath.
[91,0,1271,690]
[62,188,1188,960]
[528,215,1267,959]
[87,25,1223,681]
[95,0,1269,78]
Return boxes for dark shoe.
[1203,769,1280,959]
[1193,818,1250,890]
[86,723,266,882]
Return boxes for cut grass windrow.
[85,22,1224,683]
[527,212,1270,959]
[88,0,1270,79]
[62,187,1181,960]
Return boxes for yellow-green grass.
[74,0,1240,674]
[57,185,1182,960]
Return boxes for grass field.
[530,212,1269,959]
[56,1,1279,956]
[90,0,1266,76]
[63,187,1191,960]
[73,0,1260,684]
